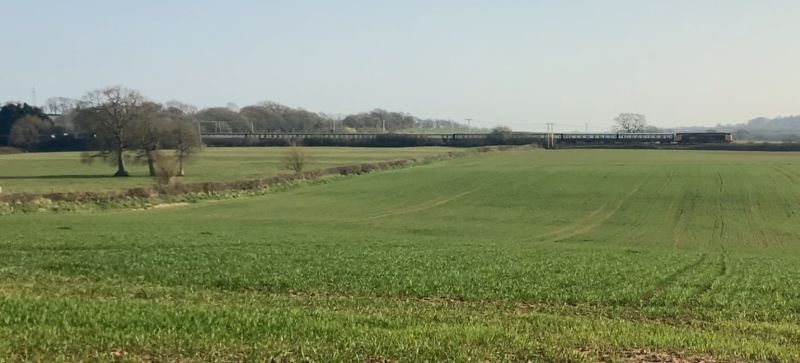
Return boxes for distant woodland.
[1,86,481,151]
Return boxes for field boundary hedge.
[0,145,529,215]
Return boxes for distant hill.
[662,116,800,142]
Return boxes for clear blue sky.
[3,0,799,131]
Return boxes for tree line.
[193,103,474,134]
[0,85,480,176]
[1,87,201,177]
[3,90,477,149]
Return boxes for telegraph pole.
[545,123,553,149]
[545,122,557,149]
[544,122,550,149]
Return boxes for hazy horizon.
[3,0,799,132]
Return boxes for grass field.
[3,149,800,361]
[0,147,450,193]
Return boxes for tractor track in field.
[685,253,728,306]
[638,253,707,307]
[772,165,800,188]
[670,186,697,248]
[359,189,479,221]
[740,169,777,248]
[355,173,508,222]
[770,165,800,218]
[537,181,644,243]
[623,168,677,237]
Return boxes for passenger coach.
[554,132,732,144]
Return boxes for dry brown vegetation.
[282,146,309,176]
[153,153,179,186]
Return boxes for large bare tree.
[614,113,648,133]
[75,86,149,176]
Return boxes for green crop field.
[3,148,800,362]
[0,147,450,193]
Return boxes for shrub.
[283,146,309,175]
[154,153,179,186]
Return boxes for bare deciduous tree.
[44,97,79,115]
[130,102,168,176]
[74,86,149,176]
[614,113,648,133]
[167,117,202,176]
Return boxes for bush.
[154,153,179,186]
[283,146,309,175]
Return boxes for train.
[201,132,733,145]
[552,132,732,144]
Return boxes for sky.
[3,0,799,132]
